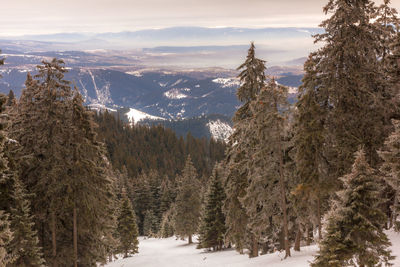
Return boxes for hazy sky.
[1,0,399,36]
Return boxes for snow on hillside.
[164,88,189,99]
[212,78,240,88]
[105,231,400,267]
[206,120,232,142]
[126,108,165,124]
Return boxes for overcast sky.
[1,0,399,36]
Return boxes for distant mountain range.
[0,27,322,67]
[0,29,308,139]
[0,67,300,119]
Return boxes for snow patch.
[126,71,143,77]
[170,79,183,87]
[207,120,233,142]
[164,89,188,99]
[126,108,165,124]
[212,77,240,88]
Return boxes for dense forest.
[1,0,400,266]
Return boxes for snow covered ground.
[105,236,317,267]
[105,231,400,267]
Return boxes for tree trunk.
[51,211,57,267]
[73,205,78,267]
[276,97,291,258]
[306,226,311,246]
[188,235,192,244]
[294,226,301,251]
[250,235,258,258]
[317,195,322,240]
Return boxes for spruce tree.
[68,90,116,266]
[8,177,45,267]
[174,155,201,244]
[159,207,175,238]
[0,210,13,265]
[223,42,266,256]
[117,193,139,258]
[312,150,393,267]
[143,209,158,237]
[242,78,291,258]
[10,60,115,265]
[314,0,394,175]
[379,120,400,230]
[294,54,330,240]
[198,164,226,251]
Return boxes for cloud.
[0,0,398,35]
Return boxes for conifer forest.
[3,0,400,266]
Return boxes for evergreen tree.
[223,42,266,256]
[0,211,13,265]
[117,193,139,258]
[294,54,330,240]
[143,209,158,237]
[10,60,115,265]
[159,207,175,238]
[6,90,15,107]
[174,155,201,244]
[68,90,116,266]
[8,177,45,267]
[198,164,226,251]
[314,0,394,176]
[312,150,393,267]
[375,0,400,63]
[242,78,291,258]
[379,120,400,230]
[0,51,14,266]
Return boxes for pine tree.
[241,78,291,258]
[375,0,400,63]
[312,150,393,267]
[159,207,175,238]
[0,210,13,265]
[174,155,201,244]
[8,177,45,267]
[314,0,394,175]
[223,42,266,256]
[117,194,139,258]
[198,164,226,251]
[143,209,158,237]
[0,51,14,266]
[293,54,330,241]
[379,120,400,230]
[68,90,116,266]
[10,60,115,265]
[6,90,15,107]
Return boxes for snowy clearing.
[126,108,165,124]
[105,231,400,267]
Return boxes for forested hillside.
[94,111,226,178]
[2,0,400,267]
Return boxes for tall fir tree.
[379,119,400,230]
[174,155,201,244]
[313,0,394,178]
[8,177,45,267]
[117,192,139,258]
[10,59,115,266]
[241,78,291,258]
[312,150,393,267]
[0,210,13,266]
[223,42,266,256]
[143,209,158,237]
[198,164,226,251]
[294,53,330,240]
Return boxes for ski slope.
[105,231,400,267]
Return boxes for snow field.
[106,230,400,267]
